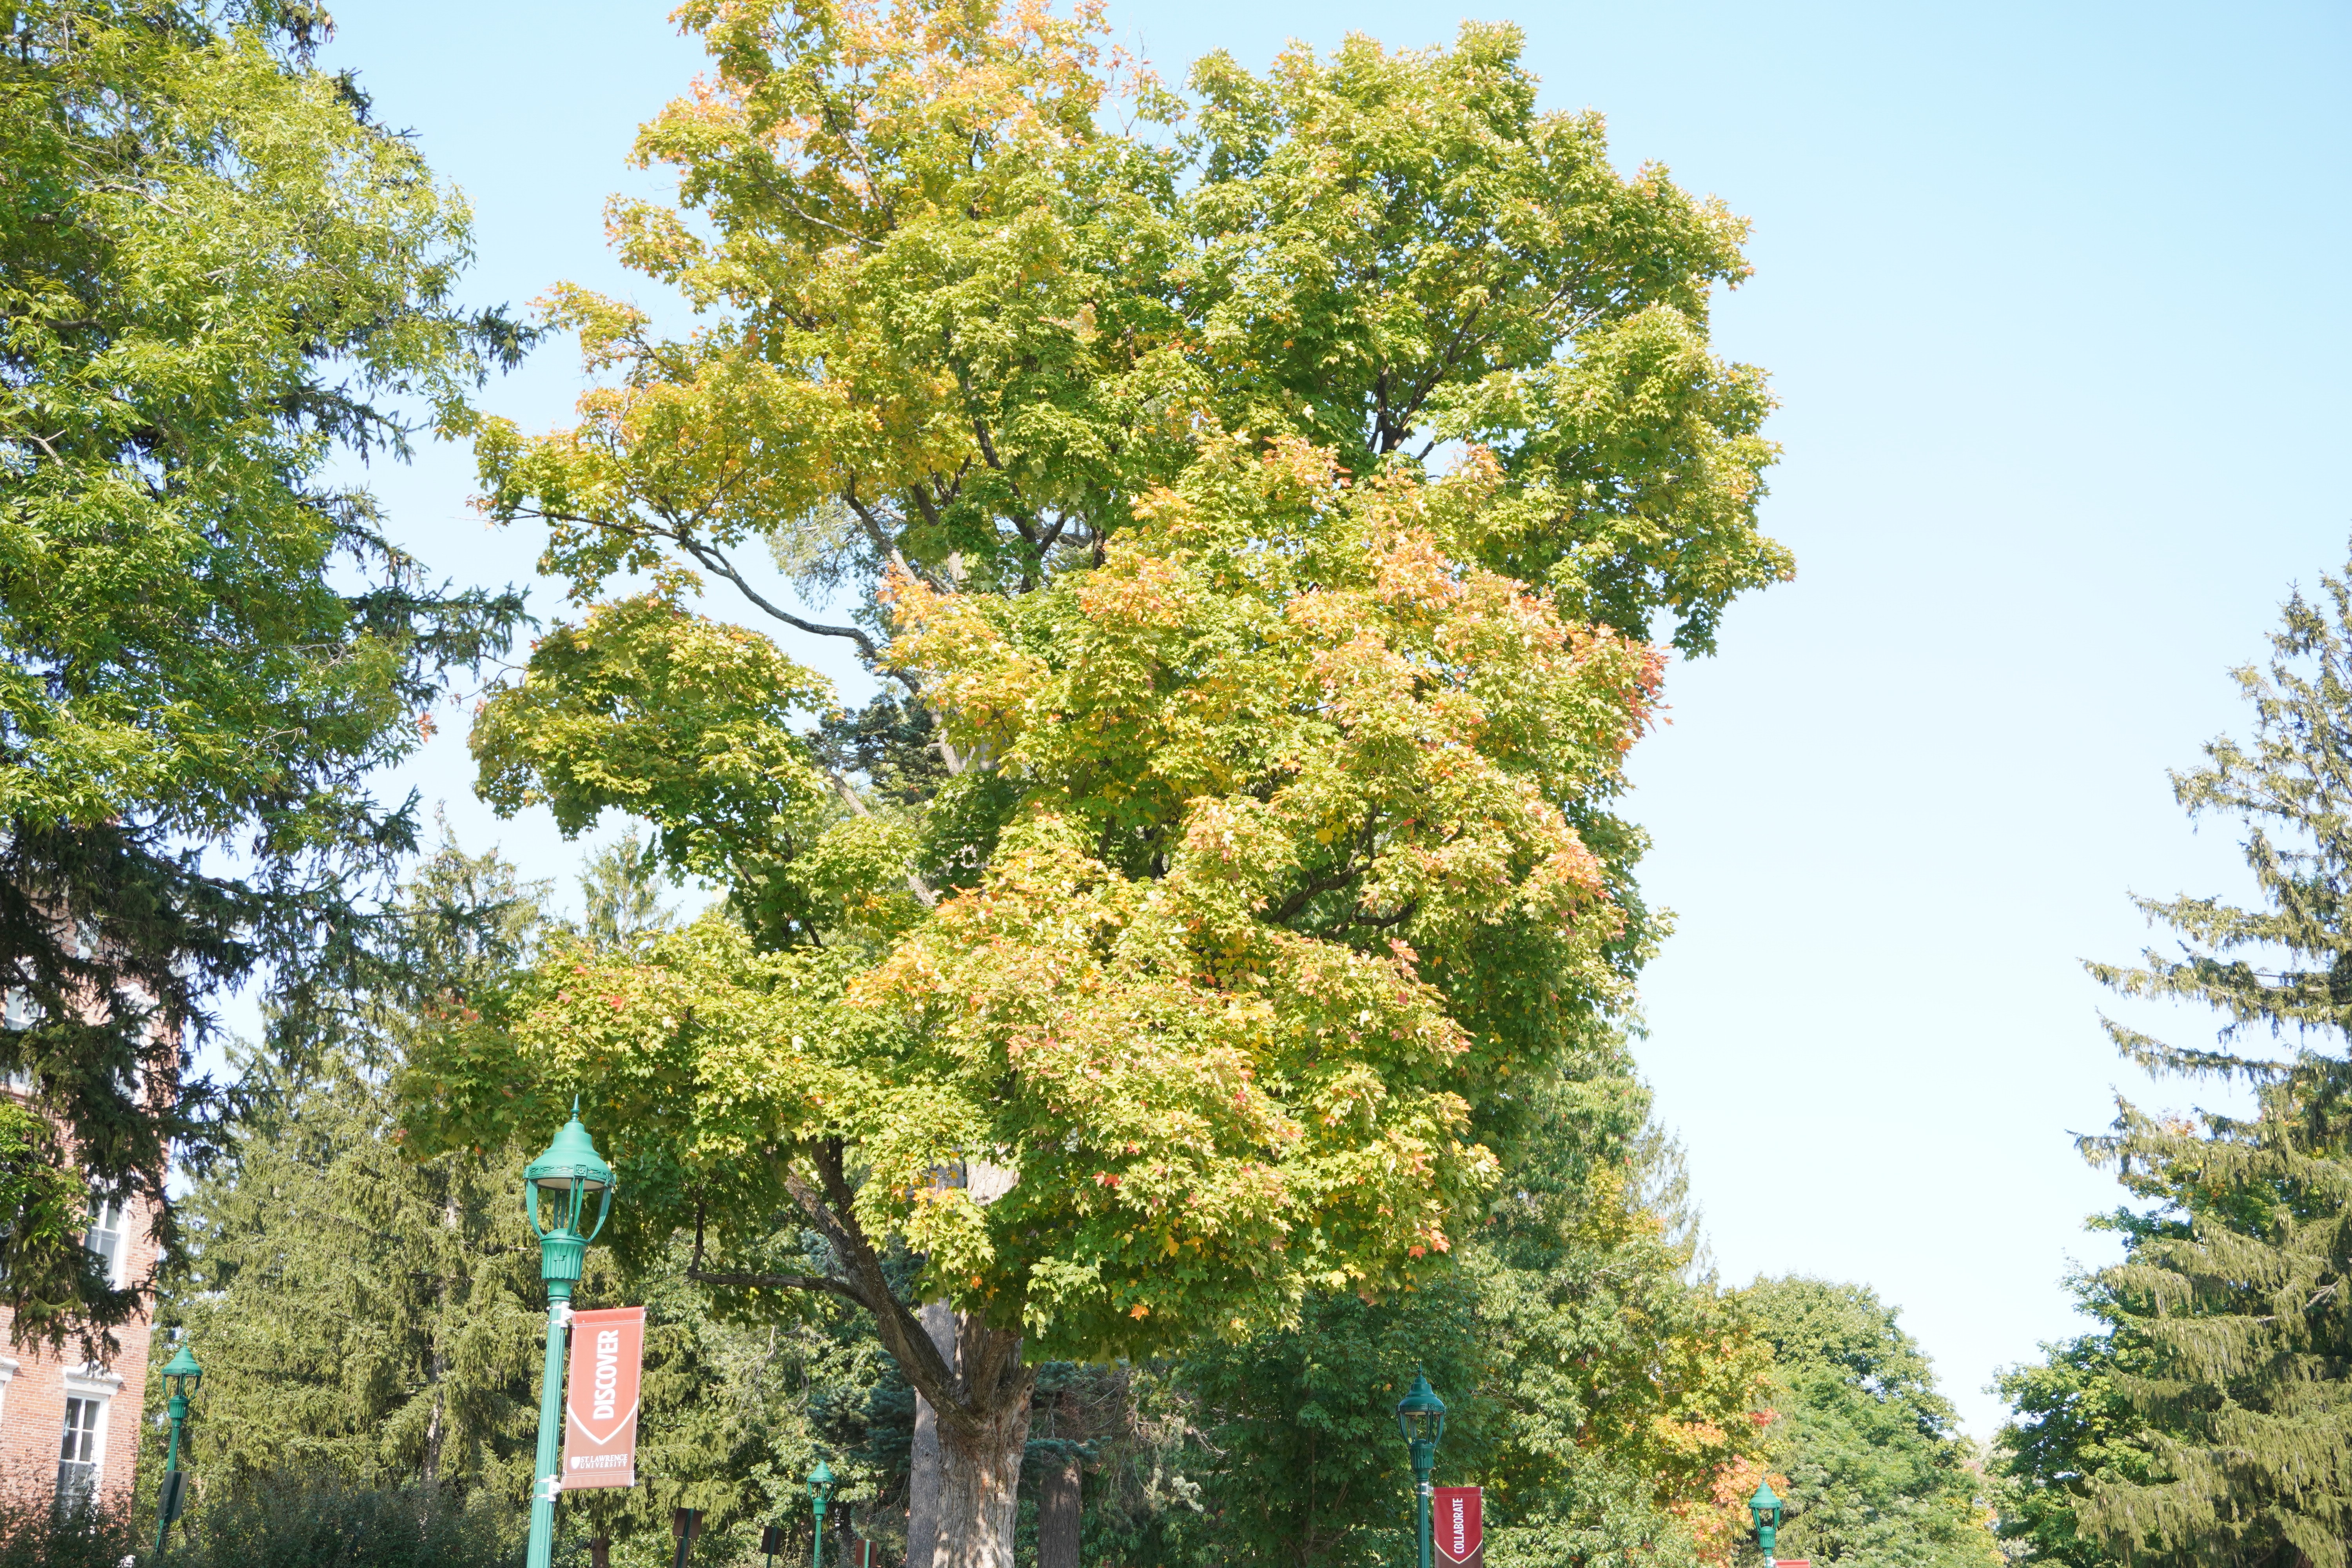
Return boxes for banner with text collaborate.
[562,1306,646,1490]
[1434,1486,1483,1568]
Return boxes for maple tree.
[1742,1278,1999,1568]
[413,4,1789,1563]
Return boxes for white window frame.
[56,1367,120,1511]
[2,989,32,1094]
[84,1197,128,1289]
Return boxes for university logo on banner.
[1434,1486,1483,1568]
[562,1307,646,1490]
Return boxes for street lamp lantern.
[1396,1372,1446,1451]
[1748,1479,1784,1563]
[523,1103,618,1568]
[160,1341,203,1396]
[808,1459,836,1568]
[1395,1372,1446,1568]
[153,1338,203,1556]
[524,1102,617,1284]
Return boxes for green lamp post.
[523,1104,617,1568]
[152,1339,202,1556]
[1395,1372,1446,1568]
[808,1460,836,1568]
[1748,1479,1784,1565]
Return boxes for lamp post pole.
[1394,1372,1446,1568]
[809,1460,835,1568]
[527,1280,572,1568]
[523,1105,617,1568]
[152,1341,202,1557]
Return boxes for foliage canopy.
[415,4,1789,1560]
[1141,1081,1771,1568]
[1741,1277,1997,1568]
[0,0,523,1348]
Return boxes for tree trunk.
[931,1362,1036,1568]
[900,1307,1034,1568]
[422,1181,458,1484]
[905,1300,957,1568]
[1037,1454,1081,1568]
[909,1163,1029,1568]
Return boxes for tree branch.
[687,1268,873,1309]
[1270,859,1363,925]
[1348,898,1419,931]
[780,1144,962,1411]
[666,530,883,661]
[842,479,953,609]
[684,1204,873,1311]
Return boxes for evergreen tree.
[168,841,560,1494]
[1740,1278,1996,1568]
[1997,560,2352,1568]
[167,839,916,1565]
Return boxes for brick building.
[0,1120,162,1511]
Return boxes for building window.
[85,1199,125,1288]
[2,990,32,1095]
[57,1394,105,1512]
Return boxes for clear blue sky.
[315,0,2352,1439]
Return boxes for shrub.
[0,1489,140,1568]
[168,1475,521,1568]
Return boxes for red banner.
[1434,1486,1483,1568]
[562,1307,645,1490]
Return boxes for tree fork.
[693,1147,1036,1566]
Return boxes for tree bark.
[1037,1454,1081,1568]
[905,1300,956,1568]
[931,1351,1036,1568]
[904,1305,1035,1568]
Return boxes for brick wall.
[0,1192,160,1511]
